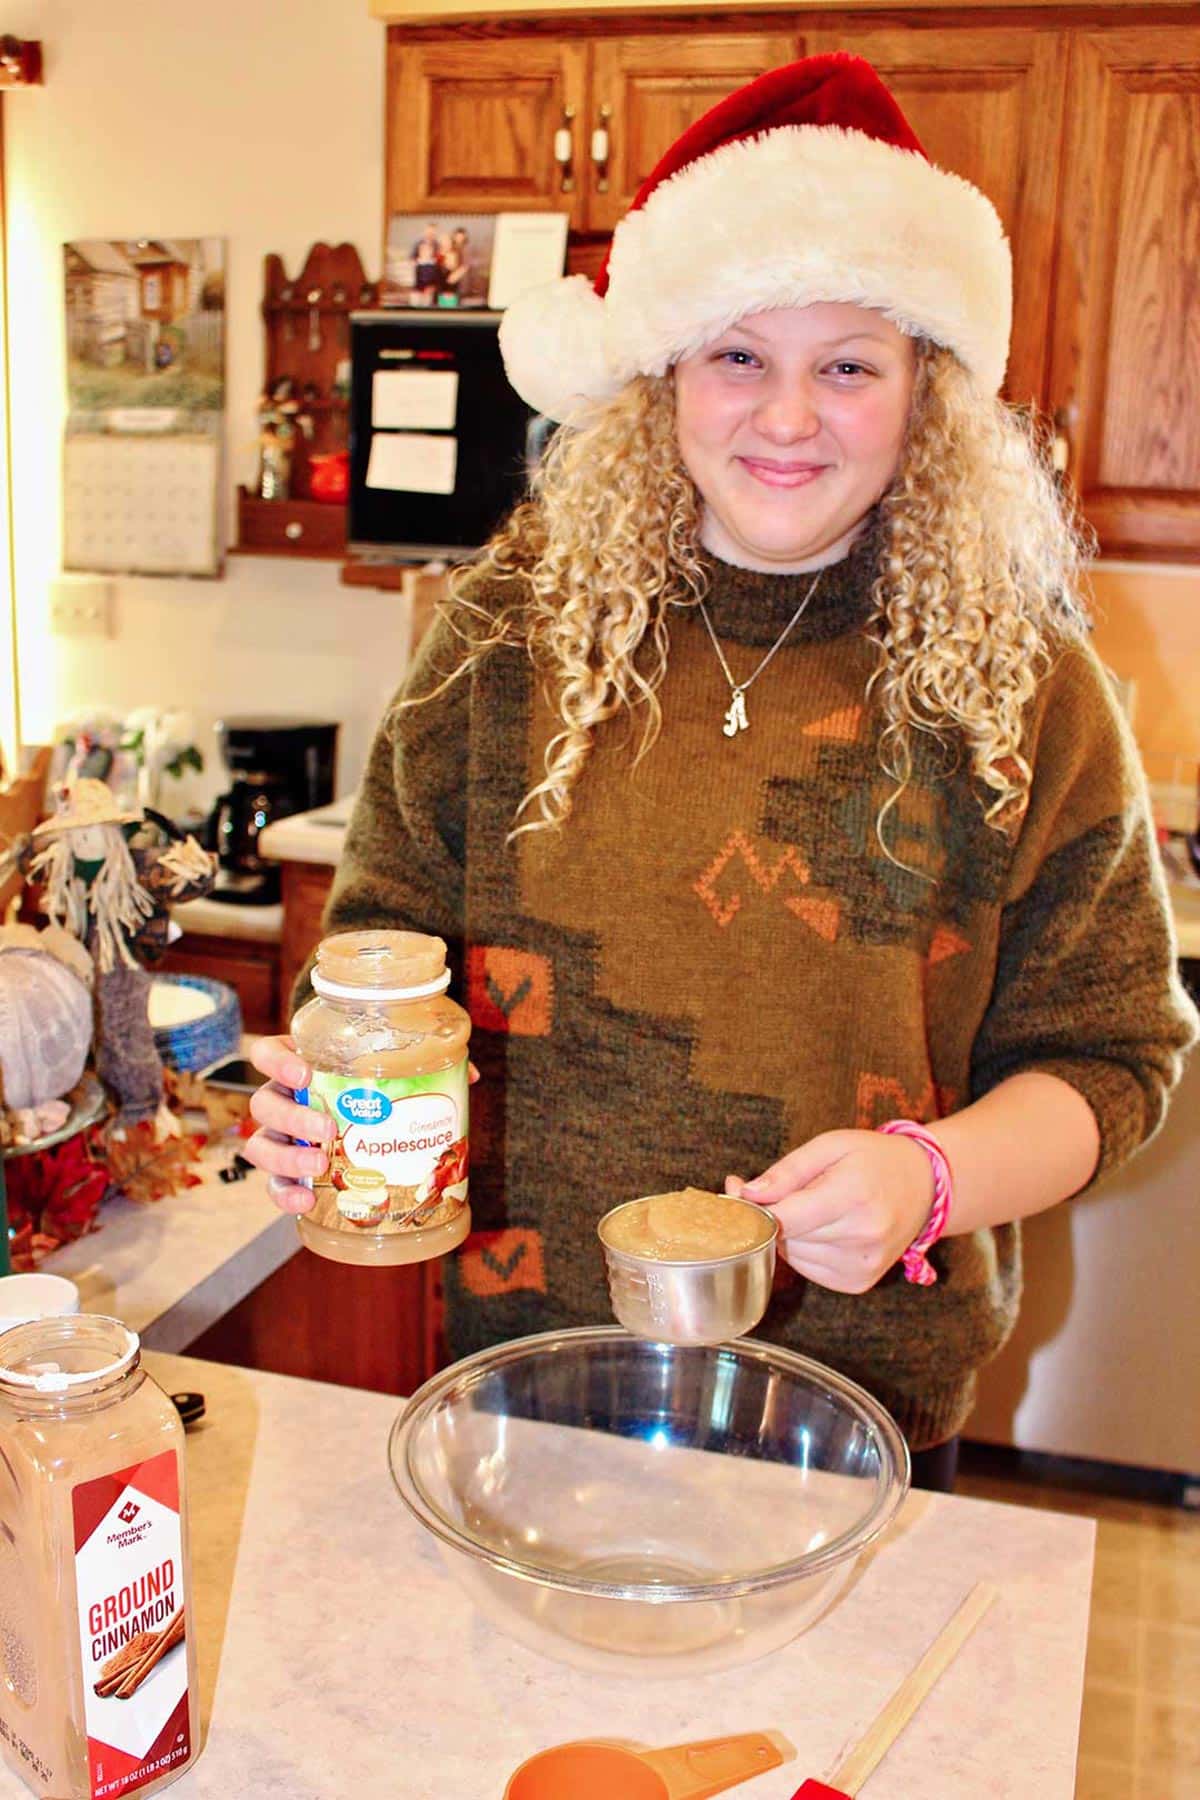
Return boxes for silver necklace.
[697,570,823,737]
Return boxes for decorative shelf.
[233,241,380,563]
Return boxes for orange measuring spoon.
[504,1729,794,1800]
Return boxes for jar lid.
[314,929,448,994]
[0,1272,81,1329]
[311,968,451,1002]
[0,1316,139,1394]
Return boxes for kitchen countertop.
[0,1348,1092,1800]
[256,797,354,867]
[41,1148,295,1353]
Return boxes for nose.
[752,374,821,443]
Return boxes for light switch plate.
[49,577,115,638]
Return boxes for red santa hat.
[499,54,1011,421]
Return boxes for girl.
[246,55,1195,1489]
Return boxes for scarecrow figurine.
[0,778,217,1131]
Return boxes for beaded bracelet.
[878,1119,953,1287]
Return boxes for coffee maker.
[207,716,339,904]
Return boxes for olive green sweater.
[302,533,1196,1449]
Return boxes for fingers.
[249,1034,311,1088]
[266,1172,316,1215]
[468,1061,480,1086]
[776,1237,871,1293]
[727,1131,856,1206]
[250,1079,334,1147]
[244,1123,328,1183]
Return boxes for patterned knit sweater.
[301,529,1196,1449]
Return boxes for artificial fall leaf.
[4,1133,110,1268]
[101,1121,206,1205]
[163,1066,252,1138]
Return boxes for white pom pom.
[498,275,617,422]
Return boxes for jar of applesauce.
[291,930,472,1267]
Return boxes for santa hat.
[499,54,1011,421]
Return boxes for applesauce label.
[72,1451,191,1799]
[297,1061,469,1232]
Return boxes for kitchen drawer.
[235,486,346,559]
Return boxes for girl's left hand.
[726,1130,936,1293]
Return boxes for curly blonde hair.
[438,341,1092,839]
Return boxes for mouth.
[737,457,829,490]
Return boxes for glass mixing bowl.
[388,1327,909,1676]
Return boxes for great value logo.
[335,1086,393,1126]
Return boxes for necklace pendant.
[722,688,749,737]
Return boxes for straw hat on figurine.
[32,778,142,838]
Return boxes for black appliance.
[348,310,545,563]
[207,717,338,905]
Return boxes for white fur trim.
[604,124,1011,393]
[498,273,617,420]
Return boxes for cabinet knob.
[592,102,612,193]
[285,521,304,541]
[554,105,575,194]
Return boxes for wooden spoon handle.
[829,1582,998,1796]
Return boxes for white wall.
[4,0,409,811]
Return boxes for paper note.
[372,369,459,432]
[488,212,570,310]
[366,432,458,495]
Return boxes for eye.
[826,359,876,380]
[713,347,761,370]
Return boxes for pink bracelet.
[878,1119,953,1287]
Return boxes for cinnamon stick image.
[93,1631,156,1693]
[95,1609,185,1699]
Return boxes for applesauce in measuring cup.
[291,930,471,1267]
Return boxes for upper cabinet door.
[585,34,797,235]
[1048,27,1200,561]
[387,38,589,228]
[803,26,1068,412]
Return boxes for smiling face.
[673,303,917,572]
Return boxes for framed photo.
[383,213,497,309]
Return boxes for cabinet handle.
[553,105,576,194]
[591,102,612,193]
[1051,405,1072,479]
[285,521,304,541]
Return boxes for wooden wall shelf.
[236,488,347,560]
[234,241,381,563]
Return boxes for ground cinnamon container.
[0,1315,199,1799]
[291,929,472,1267]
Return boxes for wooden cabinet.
[388,38,590,224]
[385,10,1200,559]
[387,28,796,237]
[583,33,797,232]
[278,860,335,1024]
[186,1243,442,1393]
[160,933,280,1037]
[1046,25,1200,560]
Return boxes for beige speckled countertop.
[256,797,354,868]
[0,1350,1094,1800]
[41,1151,295,1354]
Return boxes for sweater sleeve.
[969,641,1198,1182]
[288,607,470,1016]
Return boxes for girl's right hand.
[245,1035,332,1214]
